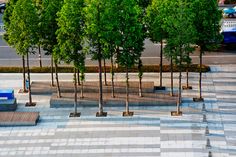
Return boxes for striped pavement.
[0,65,236,156]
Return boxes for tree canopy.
[116,0,144,68]
[40,0,63,55]
[163,0,196,65]
[3,0,18,44]
[145,0,168,43]
[191,0,223,50]
[7,0,38,55]
[56,0,85,70]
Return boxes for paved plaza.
[0,64,236,157]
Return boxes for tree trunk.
[74,68,78,114]
[51,55,54,86]
[184,52,191,89]
[177,69,182,114]
[54,60,61,98]
[170,56,174,96]
[103,58,107,86]
[80,79,84,98]
[125,66,129,113]
[138,59,143,97]
[80,71,84,99]
[77,69,81,85]
[111,55,115,98]
[186,64,189,88]
[139,76,142,97]
[159,40,163,87]
[22,56,27,92]
[98,46,104,115]
[26,52,32,105]
[38,44,42,68]
[199,49,203,99]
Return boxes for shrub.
[0,64,210,73]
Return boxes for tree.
[3,0,28,93]
[101,0,121,98]
[191,0,223,102]
[34,0,44,68]
[116,0,144,116]
[40,0,63,96]
[7,0,38,105]
[136,0,149,98]
[84,0,109,117]
[163,0,196,116]
[146,0,168,90]
[56,0,85,117]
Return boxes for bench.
[0,89,14,100]
[0,89,17,111]
[0,112,40,126]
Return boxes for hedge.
[0,64,210,73]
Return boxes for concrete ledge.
[31,81,154,95]
[31,81,53,94]
[0,98,17,111]
[0,112,40,126]
[50,92,177,108]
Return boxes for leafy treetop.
[7,0,38,55]
[56,0,85,69]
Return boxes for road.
[1,34,236,66]
[1,14,236,66]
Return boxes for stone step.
[50,92,177,108]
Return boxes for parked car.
[0,3,6,14]
[223,6,236,18]
[221,20,236,44]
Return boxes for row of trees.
[3,0,222,116]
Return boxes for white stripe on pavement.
[0,148,161,155]
[0,137,160,145]
[56,126,160,132]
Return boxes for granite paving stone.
[0,65,236,156]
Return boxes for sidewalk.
[0,64,235,157]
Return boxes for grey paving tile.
[49,144,160,150]
[1,65,236,156]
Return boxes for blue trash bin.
[26,79,29,90]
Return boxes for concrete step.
[50,92,177,108]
